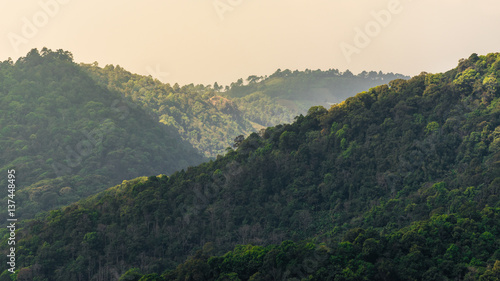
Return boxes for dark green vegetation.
[4,52,500,280]
[0,49,204,220]
[81,63,406,157]
[0,48,406,219]
[81,63,256,158]
[224,69,408,127]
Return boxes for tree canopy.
[0,48,204,220]
[3,51,500,281]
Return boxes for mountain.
[0,48,205,220]
[80,63,256,158]
[81,63,409,157]
[5,52,500,281]
[0,48,408,217]
[223,69,409,127]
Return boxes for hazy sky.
[2,0,500,86]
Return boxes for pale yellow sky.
[1,0,500,85]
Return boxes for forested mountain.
[224,69,409,127]
[5,52,500,280]
[81,63,407,158]
[0,48,407,218]
[80,63,256,158]
[0,48,204,220]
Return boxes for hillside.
[81,63,256,158]
[81,64,409,157]
[0,48,205,220]
[5,52,500,281]
[224,69,409,127]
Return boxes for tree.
[233,135,245,148]
[307,106,327,118]
[279,131,298,150]
[214,82,222,91]
[247,75,260,84]
[478,260,500,281]
[17,268,33,281]
[425,121,439,135]
[342,69,354,77]
[119,268,143,281]
[138,273,163,281]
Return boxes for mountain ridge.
[3,52,500,281]
[81,62,409,157]
[0,48,205,220]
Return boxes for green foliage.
[0,48,204,220]
[81,63,256,158]
[425,121,440,134]
[138,274,163,281]
[152,210,500,280]
[224,69,409,127]
[454,68,479,92]
[7,52,500,280]
[119,268,143,281]
[278,131,298,150]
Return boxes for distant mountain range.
[223,68,408,127]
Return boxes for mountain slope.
[160,209,500,280]
[81,64,409,158]
[224,69,409,126]
[0,48,205,220]
[81,63,256,158]
[6,52,500,280]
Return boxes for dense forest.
[3,52,500,280]
[0,48,205,220]
[224,69,408,127]
[0,48,407,220]
[80,63,256,158]
[80,63,407,157]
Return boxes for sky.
[1,0,500,86]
